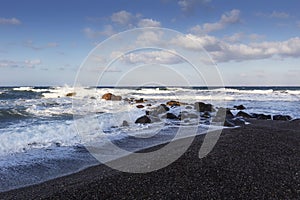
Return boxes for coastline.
[1,119,300,199]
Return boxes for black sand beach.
[1,119,300,199]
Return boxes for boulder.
[66,92,76,97]
[213,107,234,122]
[194,102,215,112]
[122,120,129,126]
[273,115,292,121]
[236,111,253,118]
[234,105,246,110]
[162,113,179,120]
[135,115,151,124]
[178,112,199,120]
[201,111,211,118]
[135,98,146,103]
[166,100,181,107]
[102,93,122,101]
[149,104,169,116]
[252,113,271,120]
[223,119,235,127]
[136,105,145,109]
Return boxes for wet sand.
[1,119,300,199]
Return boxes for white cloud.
[0,17,21,25]
[190,9,241,34]
[172,33,300,63]
[0,59,41,68]
[111,10,134,26]
[138,19,161,27]
[256,11,290,19]
[83,25,115,38]
[178,0,211,12]
[24,40,59,50]
[269,11,290,19]
[113,50,183,65]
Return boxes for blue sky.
[1,0,300,86]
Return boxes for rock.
[273,115,292,121]
[122,120,129,126]
[230,118,246,126]
[213,107,234,122]
[201,111,211,118]
[146,104,152,107]
[252,113,271,120]
[90,96,96,100]
[135,98,146,103]
[135,115,151,124]
[102,93,122,101]
[149,104,169,116]
[178,112,199,120]
[185,105,193,109]
[66,92,76,97]
[223,119,235,127]
[234,105,246,110]
[162,113,179,120]
[166,100,181,107]
[136,105,145,109]
[236,111,253,118]
[194,102,215,112]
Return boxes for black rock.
[273,115,292,121]
[135,115,151,124]
[194,102,215,112]
[162,113,179,120]
[201,111,211,118]
[234,105,246,110]
[252,113,271,120]
[223,119,235,127]
[122,120,129,126]
[213,107,234,122]
[149,104,169,116]
[236,111,253,118]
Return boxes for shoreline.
[1,119,300,199]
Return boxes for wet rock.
[162,113,179,120]
[149,104,169,116]
[166,100,181,107]
[122,120,129,127]
[136,105,145,109]
[185,105,193,109]
[135,115,151,124]
[135,98,146,103]
[223,119,235,127]
[236,111,253,119]
[66,92,76,97]
[90,96,96,100]
[213,107,234,122]
[102,93,122,101]
[273,115,292,121]
[201,111,211,118]
[194,102,215,112]
[234,105,246,110]
[178,112,199,120]
[252,113,271,120]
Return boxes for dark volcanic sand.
[1,119,300,199]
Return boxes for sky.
[1,0,300,86]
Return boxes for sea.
[0,86,300,192]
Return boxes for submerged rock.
[194,102,215,112]
[273,115,292,121]
[136,105,145,109]
[135,115,151,124]
[166,100,181,107]
[122,120,129,126]
[234,105,246,110]
[102,93,122,101]
[149,104,169,116]
[162,113,179,120]
[236,111,253,118]
[252,113,271,120]
[66,92,76,97]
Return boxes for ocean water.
[0,86,300,191]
